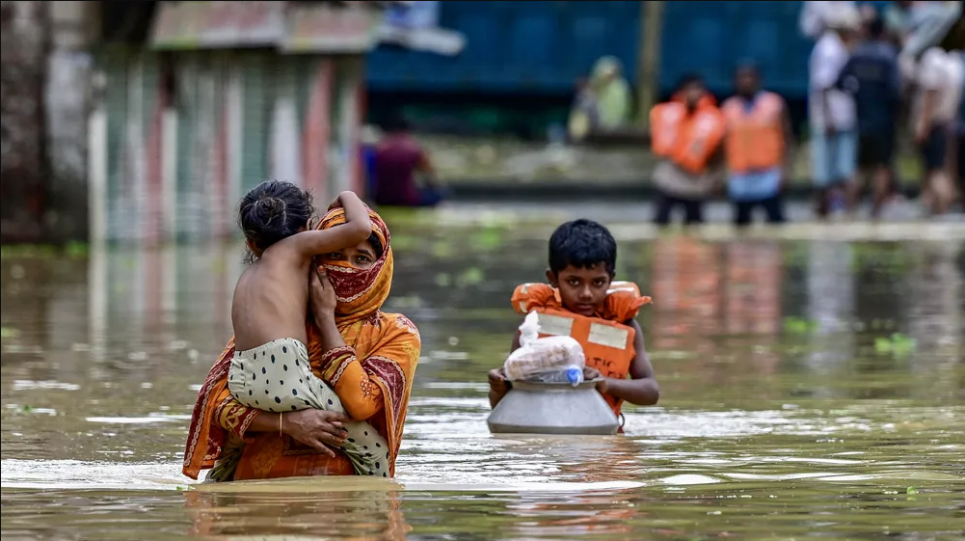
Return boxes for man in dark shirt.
[837,15,901,217]
[372,113,444,208]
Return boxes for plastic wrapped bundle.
[503,312,585,384]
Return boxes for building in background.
[1,1,430,244]
[90,1,392,244]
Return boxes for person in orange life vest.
[650,74,727,226]
[487,220,660,427]
[722,63,794,226]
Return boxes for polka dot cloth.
[228,338,390,477]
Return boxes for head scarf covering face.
[317,207,393,324]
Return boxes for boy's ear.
[545,268,558,287]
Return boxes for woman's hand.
[309,267,338,321]
[282,410,349,457]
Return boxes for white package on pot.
[503,311,585,381]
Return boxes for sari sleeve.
[316,315,421,423]
[212,388,261,440]
[317,345,385,420]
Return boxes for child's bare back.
[230,182,371,351]
[231,250,312,351]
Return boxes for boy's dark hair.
[548,219,617,275]
[239,180,314,255]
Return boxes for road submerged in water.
[2,211,963,540]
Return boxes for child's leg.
[228,339,323,413]
[228,339,391,476]
[305,377,391,477]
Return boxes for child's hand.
[583,367,609,393]
[329,191,363,212]
[488,368,509,392]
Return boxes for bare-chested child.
[228,181,389,476]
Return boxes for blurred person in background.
[568,57,631,140]
[649,74,726,226]
[589,56,631,130]
[836,13,902,218]
[910,45,963,215]
[360,125,382,199]
[808,6,861,218]
[567,77,599,142]
[721,63,793,226]
[372,112,445,208]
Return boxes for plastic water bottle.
[536,366,585,386]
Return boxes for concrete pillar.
[46,0,99,242]
[0,0,48,242]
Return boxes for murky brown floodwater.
[2,207,964,540]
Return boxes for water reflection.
[2,221,964,540]
[187,480,410,540]
[803,241,857,398]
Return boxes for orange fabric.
[510,282,652,418]
[182,207,420,481]
[650,97,726,175]
[722,92,786,173]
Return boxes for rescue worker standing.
[721,64,794,226]
[650,74,727,226]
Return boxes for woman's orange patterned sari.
[182,208,420,481]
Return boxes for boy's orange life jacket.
[511,282,652,421]
[721,91,786,173]
[650,94,726,175]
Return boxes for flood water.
[2,206,964,540]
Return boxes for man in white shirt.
[913,46,964,215]
[800,1,858,40]
[809,6,861,218]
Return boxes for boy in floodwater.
[228,181,389,476]
[487,219,660,430]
